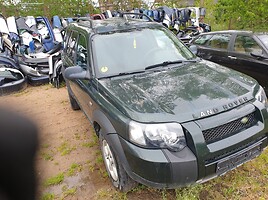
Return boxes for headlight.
[129,121,186,151]
[255,86,268,106]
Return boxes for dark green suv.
[62,14,268,191]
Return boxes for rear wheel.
[99,133,137,192]
[67,89,80,110]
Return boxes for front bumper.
[120,138,198,188]
[106,102,268,188]
[114,135,267,189]
[106,117,268,189]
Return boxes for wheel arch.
[92,109,116,136]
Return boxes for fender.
[93,109,116,135]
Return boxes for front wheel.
[99,133,137,192]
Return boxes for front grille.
[203,112,257,144]
[205,136,265,164]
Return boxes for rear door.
[71,33,96,121]
[63,30,96,122]
[227,34,268,90]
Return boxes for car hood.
[99,60,257,123]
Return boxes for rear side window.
[207,34,231,49]
[66,31,78,59]
[234,35,263,54]
[193,34,212,45]
[63,28,71,49]
[76,34,88,68]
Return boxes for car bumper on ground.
[0,77,27,96]
[27,75,49,86]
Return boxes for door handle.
[228,56,237,60]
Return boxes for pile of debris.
[94,7,211,44]
[0,14,63,96]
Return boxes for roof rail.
[119,12,153,22]
[77,17,93,27]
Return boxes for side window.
[66,31,78,59]
[63,29,71,51]
[76,34,88,68]
[235,35,263,54]
[207,34,231,49]
[193,34,212,45]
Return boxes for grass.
[44,173,64,187]
[41,193,55,200]
[95,154,103,164]
[41,152,54,161]
[82,141,97,148]
[67,163,82,177]
[14,89,29,97]
[62,187,77,198]
[82,133,98,148]
[58,141,76,156]
[95,188,121,199]
[42,144,50,148]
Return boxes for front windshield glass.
[92,27,195,78]
[258,35,268,49]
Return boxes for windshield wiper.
[145,59,197,70]
[99,70,145,79]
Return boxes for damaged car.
[0,14,62,86]
[0,55,26,96]
[62,14,268,191]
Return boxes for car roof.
[72,15,162,34]
[198,30,268,36]
[199,30,253,35]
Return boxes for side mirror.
[64,66,89,80]
[189,45,198,55]
[250,52,268,60]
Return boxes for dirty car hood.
[99,60,257,123]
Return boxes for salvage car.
[62,15,268,191]
[0,55,27,96]
[189,30,268,93]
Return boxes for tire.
[99,133,137,192]
[67,89,80,110]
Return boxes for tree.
[214,0,268,30]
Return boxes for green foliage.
[62,186,77,198]
[44,173,64,187]
[67,163,82,176]
[41,152,54,161]
[58,141,76,156]
[1,0,99,18]
[213,0,268,31]
[41,193,55,200]
[195,0,268,31]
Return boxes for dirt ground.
[0,85,129,200]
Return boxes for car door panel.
[197,47,229,65]
[228,35,268,90]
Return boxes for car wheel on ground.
[99,132,137,192]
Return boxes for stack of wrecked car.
[0,14,62,92]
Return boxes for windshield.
[258,35,268,49]
[92,27,195,78]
